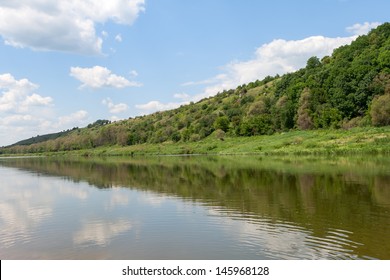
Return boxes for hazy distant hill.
[10,129,77,147]
[2,23,389,154]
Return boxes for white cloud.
[0,0,145,54]
[102,97,128,114]
[115,34,123,42]
[135,100,188,113]
[129,70,139,77]
[0,73,53,113]
[181,76,224,87]
[70,66,142,89]
[173,93,190,100]
[0,113,54,146]
[0,73,92,146]
[0,109,90,146]
[23,93,53,107]
[57,110,88,127]
[135,92,191,114]
[109,115,124,122]
[0,114,34,126]
[346,22,381,35]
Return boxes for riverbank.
[2,126,388,157]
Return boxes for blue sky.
[0,0,388,146]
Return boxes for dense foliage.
[1,23,389,154]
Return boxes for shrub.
[296,88,314,130]
[371,94,390,126]
[213,116,230,132]
[214,129,226,140]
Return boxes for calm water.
[0,156,389,260]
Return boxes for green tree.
[306,56,321,69]
[240,115,273,136]
[314,106,342,128]
[213,116,230,132]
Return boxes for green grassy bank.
[15,126,387,157]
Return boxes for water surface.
[0,156,389,259]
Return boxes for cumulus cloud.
[23,93,53,107]
[346,22,381,35]
[0,73,53,113]
[0,114,34,126]
[12,109,90,142]
[70,66,142,89]
[57,110,88,127]
[0,0,145,54]
[135,100,188,113]
[0,72,92,146]
[135,91,193,114]
[102,97,128,114]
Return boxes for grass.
[46,126,390,157]
[1,126,389,157]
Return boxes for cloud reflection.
[107,188,130,209]
[73,219,132,246]
[0,169,53,248]
[137,191,167,207]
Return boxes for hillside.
[1,23,389,155]
[10,128,78,147]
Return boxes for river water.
[0,156,389,259]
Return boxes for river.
[0,156,389,259]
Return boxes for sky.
[0,0,389,146]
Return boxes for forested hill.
[2,23,389,154]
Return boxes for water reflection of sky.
[0,164,384,259]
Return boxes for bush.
[213,116,230,132]
[190,134,201,142]
[296,89,314,130]
[341,117,363,129]
[240,115,273,136]
[214,129,226,140]
[171,132,181,142]
[371,94,390,126]
[247,100,267,116]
